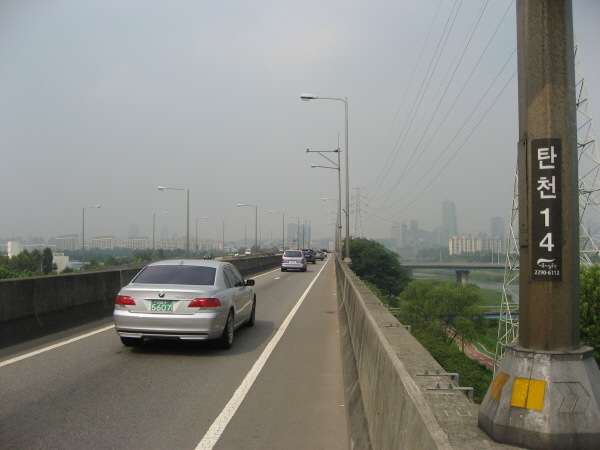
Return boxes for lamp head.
[300,93,317,101]
[95,205,101,208]
[158,186,166,191]
[311,164,317,168]
[237,203,243,207]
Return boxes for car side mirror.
[245,279,255,286]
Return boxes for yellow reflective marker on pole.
[511,378,546,411]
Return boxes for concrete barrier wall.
[334,255,514,450]
[0,256,280,349]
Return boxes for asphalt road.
[0,257,349,450]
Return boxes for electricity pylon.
[353,188,364,238]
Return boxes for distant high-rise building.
[410,219,419,244]
[56,234,80,251]
[125,237,149,250]
[491,217,505,238]
[7,241,21,257]
[391,222,402,248]
[89,236,117,250]
[441,201,458,243]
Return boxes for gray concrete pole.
[479,2,600,448]
[516,0,579,351]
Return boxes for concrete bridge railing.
[335,255,516,450]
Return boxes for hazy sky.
[2,1,599,244]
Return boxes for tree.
[400,280,486,350]
[344,237,412,297]
[580,264,600,362]
[42,247,55,274]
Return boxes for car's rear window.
[284,251,303,257]
[132,265,216,285]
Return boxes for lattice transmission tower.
[353,187,364,238]
[494,36,600,374]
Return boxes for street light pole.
[238,204,257,254]
[307,146,342,253]
[259,227,268,251]
[82,205,100,270]
[271,211,285,252]
[158,186,189,258]
[301,93,351,262]
[153,211,167,257]
[324,198,341,252]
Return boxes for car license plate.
[151,300,173,312]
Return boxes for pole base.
[478,343,600,449]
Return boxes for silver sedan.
[113,260,256,349]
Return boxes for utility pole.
[479,2,600,449]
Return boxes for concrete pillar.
[478,2,600,448]
[455,269,469,284]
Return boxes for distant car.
[113,260,256,349]
[203,252,214,260]
[281,249,307,272]
[314,250,325,261]
[245,250,252,255]
[303,249,316,264]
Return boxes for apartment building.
[125,237,149,250]
[89,236,117,250]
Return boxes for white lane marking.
[0,324,115,368]
[195,259,329,450]
[250,267,280,278]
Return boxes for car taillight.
[115,295,136,305]
[281,258,285,263]
[188,298,221,308]
[301,258,305,264]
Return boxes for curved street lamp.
[301,93,351,262]
[158,186,190,258]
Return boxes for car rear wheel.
[120,336,143,347]
[245,298,256,327]
[216,311,234,349]
[281,268,286,272]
